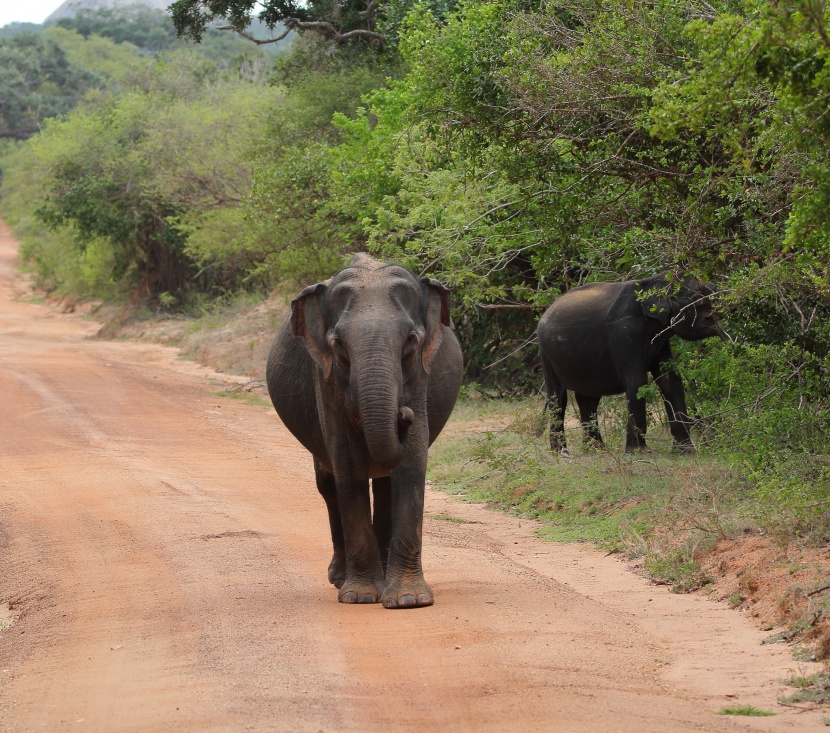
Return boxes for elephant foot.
[337,577,384,604]
[327,550,346,589]
[381,577,434,609]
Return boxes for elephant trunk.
[353,352,407,471]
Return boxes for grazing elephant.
[266,254,463,608]
[537,274,727,453]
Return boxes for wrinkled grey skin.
[266,254,463,608]
[537,274,727,453]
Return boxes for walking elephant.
[537,274,727,453]
[266,254,463,608]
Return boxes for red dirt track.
[0,220,824,732]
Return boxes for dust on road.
[0,220,822,732]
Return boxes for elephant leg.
[382,440,432,609]
[652,363,693,452]
[335,475,385,604]
[574,394,603,449]
[624,380,649,452]
[314,461,346,589]
[541,354,567,451]
[371,476,392,574]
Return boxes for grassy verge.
[430,394,746,591]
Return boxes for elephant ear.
[291,282,332,379]
[420,277,452,374]
[638,283,673,326]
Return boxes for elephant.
[266,253,463,608]
[537,273,727,453]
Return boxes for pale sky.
[0,0,64,27]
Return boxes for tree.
[169,0,457,48]
[0,33,100,140]
[8,49,279,300]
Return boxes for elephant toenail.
[340,591,357,603]
[417,594,432,605]
[384,598,398,609]
[399,595,416,606]
[358,593,375,603]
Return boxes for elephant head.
[290,253,452,470]
[638,274,727,342]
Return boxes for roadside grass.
[718,706,775,716]
[781,672,830,705]
[428,394,749,594]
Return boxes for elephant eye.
[332,336,350,367]
[403,332,419,357]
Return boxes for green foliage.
[1,47,280,301]
[44,27,152,80]
[377,0,458,50]
[232,39,394,288]
[718,706,775,716]
[675,333,830,542]
[245,140,348,286]
[0,32,100,140]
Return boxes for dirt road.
[0,221,823,732]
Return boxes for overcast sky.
[0,1,64,27]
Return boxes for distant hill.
[46,0,169,23]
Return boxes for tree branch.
[217,18,386,45]
[290,20,386,44]
[215,24,293,45]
